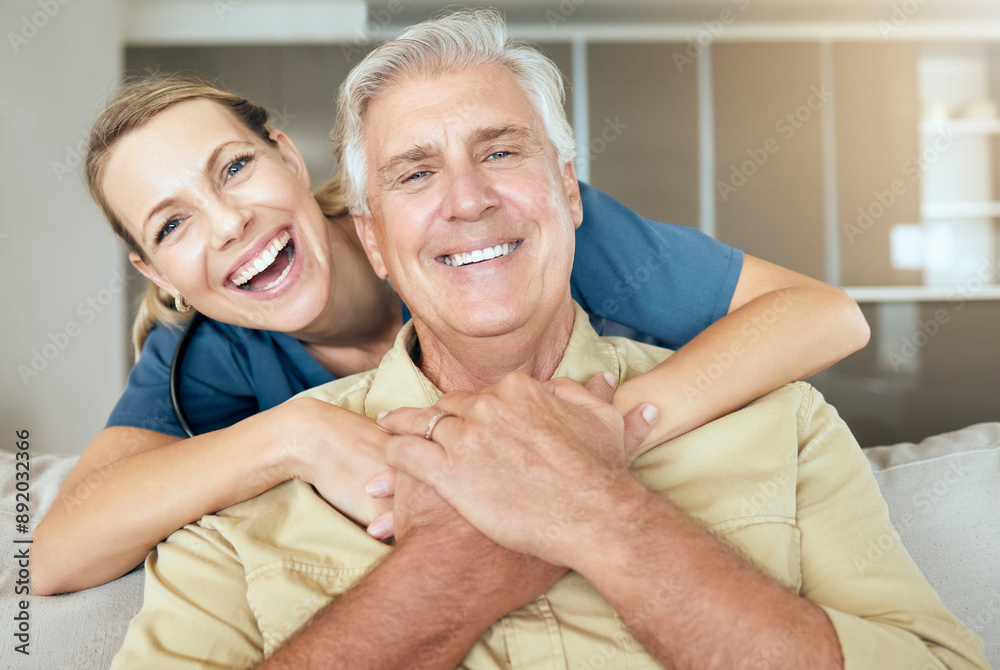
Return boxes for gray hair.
[331,8,576,216]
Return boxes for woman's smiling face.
[102,98,335,332]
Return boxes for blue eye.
[226,157,249,178]
[156,218,181,243]
[487,151,511,160]
[404,170,431,183]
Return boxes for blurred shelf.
[920,119,1000,135]
[922,201,1000,218]
[845,285,1000,302]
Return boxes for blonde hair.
[85,73,348,357]
[331,8,576,216]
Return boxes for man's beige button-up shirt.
[111,304,988,669]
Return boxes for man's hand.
[542,371,658,461]
[377,372,657,567]
[390,468,464,541]
[393,470,567,615]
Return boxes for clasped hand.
[369,372,657,568]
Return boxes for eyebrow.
[141,140,243,239]
[376,125,539,185]
[377,144,436,186]
[477,125,535,145]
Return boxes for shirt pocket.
[630,415,803,593]
[246,559,373,657]
[705,518,803,592]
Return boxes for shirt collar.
[364,302,625,416]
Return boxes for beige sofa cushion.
[864,422,1000,664]
[1,422,997,668]
[0,452,142,669]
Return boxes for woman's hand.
[279,397,393,527]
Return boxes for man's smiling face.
[355,63,583,346]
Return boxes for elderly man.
[112,10,987,670]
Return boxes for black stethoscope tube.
[169,311,205,438]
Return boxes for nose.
[207,195,252,250]
[440,157,498,222]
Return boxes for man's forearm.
[574,481,843,670]
[259,540,483,669]
[260,529,558,669]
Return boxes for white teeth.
[443,241,520,268]
[232,231,291,287]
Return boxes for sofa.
[2,422,998,669]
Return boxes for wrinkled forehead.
[362,65,550,178]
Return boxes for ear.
[560,161,584,229]
[129,251,178,296]
[269,128,312,191]
[353,214,389,279]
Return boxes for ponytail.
[313,172,350,219]
[131,283,189,361]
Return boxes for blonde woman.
[32,74,868,595]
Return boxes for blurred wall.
[1,0,126,454]
[3,3,998,453]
